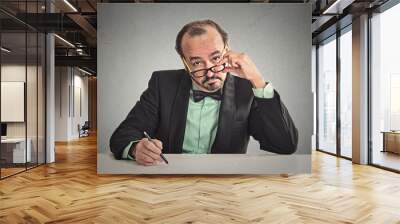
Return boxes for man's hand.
[222,50,266,88]
[131,137,163,166]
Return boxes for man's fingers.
[229,56,242,68]
[151,139,163,150]
[135,138,164,166]
[224,57,239,70]
[139,154,154,163]
[138,158,155,166]
[143,139,162,154]
[224,61,242,73]
[223,51,246,68]
[137,153,159,166]
[223,50,234,58]
[223,67,236,73]
[140,148,162,162]
[143,152,155,162]
[219,57,229,65]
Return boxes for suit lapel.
[168,72,191,153]
[211,73,236,153]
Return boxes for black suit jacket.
[110,69,298,159]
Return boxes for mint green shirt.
[122,82,274,159]
[182,84,221,154]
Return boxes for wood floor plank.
[1,133,400,223]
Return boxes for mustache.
[202,75,222,84]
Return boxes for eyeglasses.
[189,63,227,78]
[181,46,228,78]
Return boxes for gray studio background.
[98,4,312,157]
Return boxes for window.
[370,2,400,171]
[318,36,337,154]
[340,27,352,158]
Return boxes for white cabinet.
[1,138,32,163]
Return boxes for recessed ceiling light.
[77,67,93,76]
[63,0,78,12]
[1,47,11,53]
[54,34,75,48]
[322,0,354,15]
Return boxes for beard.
[202,75,223,91]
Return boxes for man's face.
[181,26,227,92]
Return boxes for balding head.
[175,19,228,58]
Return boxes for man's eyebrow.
[189,50,221,61]
[189,56,202,61]
[209,50,221,57]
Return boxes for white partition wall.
[1,82,24,122]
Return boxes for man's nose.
[205,62,216,78]
[206,69,215,78]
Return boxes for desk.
[382,131,400,154]
[98,152,311,174]
[1,138,31,163]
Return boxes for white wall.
[72,72,89,138]
[55,66,69,141]
[55,67,89,141]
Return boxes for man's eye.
[212,56,221,61]
[192,61,201,66]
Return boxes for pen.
[143,131,169,164]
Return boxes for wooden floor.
[372,151,400,171]
[1,167,26,178]
[1,134,400,223]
